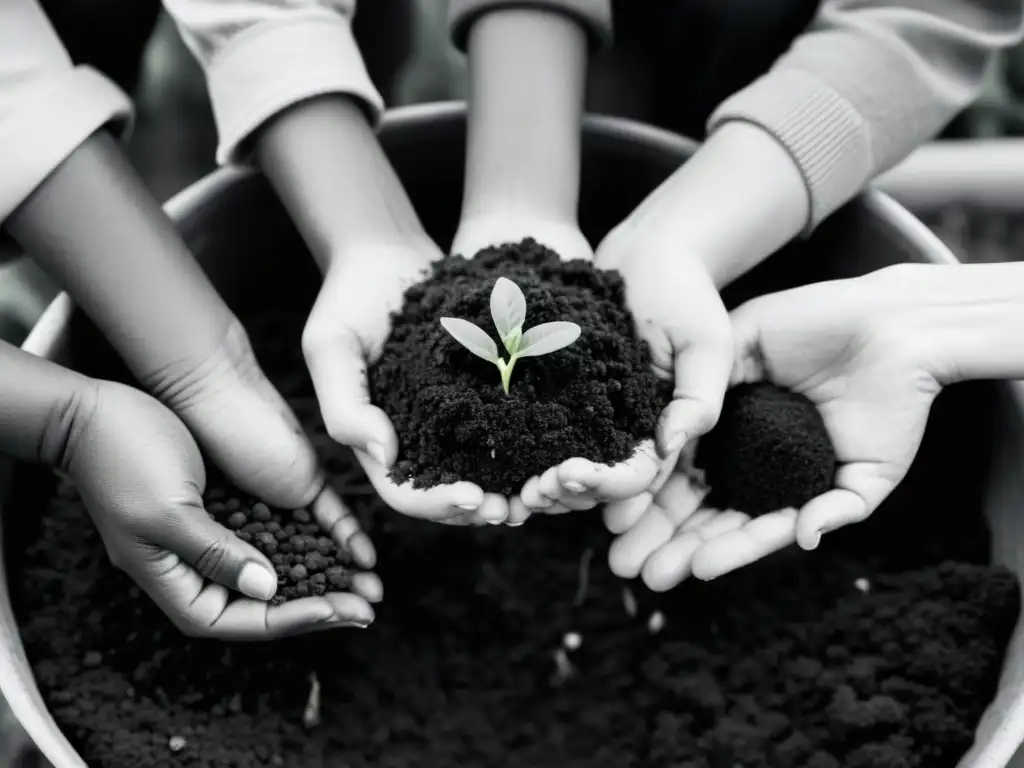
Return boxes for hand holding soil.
[54,380,376,638]
[302,236,490,523]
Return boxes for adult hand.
[301,236,491,524]
[59,380,379,639]
[605,265,946,590]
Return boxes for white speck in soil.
[563,631,582,650]
[648,610,665,634]
[622,586,638,617]
[573,548,593,607]
[303,672,321,729]
[854,577,871,593]
[490,449,496,459]
[168,736,187,753]
[551,648,574,686]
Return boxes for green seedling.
[440,277,581,394]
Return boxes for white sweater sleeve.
[162,0,384,165]
[0,0,132,225]
[708,0,1024,228]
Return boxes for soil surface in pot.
[369,239,671,496]
[14,307,1020,768]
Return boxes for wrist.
[256,96,427,272]
[616,122,809,289]
[867,263,1024,385]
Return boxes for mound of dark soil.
[369,239,671,495]
[205,485,357,604]
[14,307,1020,768]
[696,383,836,516]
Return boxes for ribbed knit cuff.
[449,0,612,51]
[0,66,132,224]
[204,13,384,166]
[708,68,872,232]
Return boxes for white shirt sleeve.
[0,0,133,225]
[162,0,385,165]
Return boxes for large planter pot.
[3,102,1024,768]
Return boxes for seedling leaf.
[517,322,581,358]
[490,277,527,344]
[440,317,499,362]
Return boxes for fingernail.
[507,521,525,527]
[564,481,586,494]
[804,531,822,551]
[367,442,389,468]
[239,563,277,601]
[457,502,481,511]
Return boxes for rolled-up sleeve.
[163,0,384,165]
[448,0,613,51]
[708,0,1024,229]
[0,1,132,225]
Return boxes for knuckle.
[193,537,230,581]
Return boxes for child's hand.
[61,380,379,639]
[595,223,733,460]
[302,236,489,523]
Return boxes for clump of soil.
[14,308,1020,768]
[696,383,836,516]
[369,239,671,495]
[204,485,356,604]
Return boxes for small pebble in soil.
[168,736,186,753]
[563,632,582,650]
[369,238,672,495]
[696,382,837,516]
[854,578,871,593]
[647,611,666,635]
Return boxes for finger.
[657,334,732,458]
[795,462,896,550]
[603,492,653,534]
[303,326,397,467]
[475,493,510,524]
[311,487,376,569]
[726,298,772,386]
[691,509,798,580]
[558,441,660,502]
[354,448,484,520]
[653,471,708,526]
[349,572,384,604]
[536,466,596,511]
[506,496,531,527]
[521,475,554,511]
[641,531,704,592]
[133,550,375,639]
[149,502,279,602]
[608,504,675,579]
[692,509,750,541]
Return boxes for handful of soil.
[696,382,837,516]
[204,484,357,604]
[369,239,671,495]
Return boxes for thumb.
[727,297,771,386]
[656,328,732,459]
[794,462,901,550]
[149,502,280,602]
[302,325,397,467]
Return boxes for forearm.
[460,8,588,225]
[617,122,809,289]
[0,340,92,465]
[256,96,427,271]
[6,130,233,381]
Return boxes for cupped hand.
[58,380,379,639]
[301,236,489,524]
[452,214,666,521]
[604,267,943,590]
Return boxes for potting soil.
[14,306,1020,768]
[369,239,671,496]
